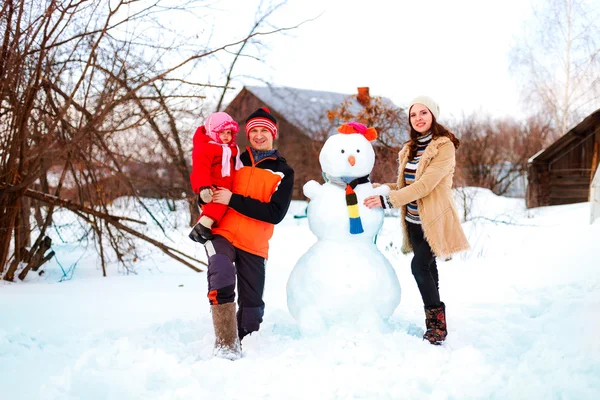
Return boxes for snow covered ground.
[1,188,599,399]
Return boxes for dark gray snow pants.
[204,235,266,340]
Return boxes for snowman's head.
[319,132,376,178]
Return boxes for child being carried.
[189,112,242,243]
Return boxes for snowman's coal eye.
[357,149,360,153]
[341,149,345,154]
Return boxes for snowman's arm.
[372,182,399,191]
[303,180,322,200]
[371,184,391,196]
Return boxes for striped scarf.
[209,141,243,177]
[345,175,370,234]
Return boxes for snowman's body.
[304,180,387,240]
[286,131,401,332]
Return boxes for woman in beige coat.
[364,96,469,345]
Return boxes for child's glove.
[189,220,212,243]
[199,187,213,204]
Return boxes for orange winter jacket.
[212,148,294,259]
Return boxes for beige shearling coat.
[386,136,470,258]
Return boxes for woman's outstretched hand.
[363,195,383,209]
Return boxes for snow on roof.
[244,85,399,139]
[527,148,546,164]
[528,107,600,163]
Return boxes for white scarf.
[210,141,243,177]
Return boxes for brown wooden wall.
[527,123,600,207]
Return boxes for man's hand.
[200,187,213,203]
[212,187,232,205]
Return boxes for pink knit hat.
[204,112,239,143]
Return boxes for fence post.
[591,168,600,224]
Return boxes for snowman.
[286,122,401,333]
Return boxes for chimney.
[357,87,370,106]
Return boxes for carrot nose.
[348,155,356,166]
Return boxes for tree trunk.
[3,193,31,281]
[18,196,31,249]
[189,196,199,227]
[0,193,20,276]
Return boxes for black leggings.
[407,221,441,308]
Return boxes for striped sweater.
[378,133,433,217]
[403,132,432,224]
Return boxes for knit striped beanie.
[245,107,278,139]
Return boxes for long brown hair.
[407,114,460,160]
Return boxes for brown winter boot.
[423,302,447,345]
[211,303,242,360]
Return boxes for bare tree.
[453,113,555,197]
[0,0,302,280]
[215,1,293,112]
[511,0,600,135]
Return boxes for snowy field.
[1,188,599,400]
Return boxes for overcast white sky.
[187,0,545,120]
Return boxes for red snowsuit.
[190,126,240,224]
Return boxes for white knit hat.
[409,96,440,120]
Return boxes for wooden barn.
[224,85,406,199]
[526,108,600,208]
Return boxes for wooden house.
[527,108,600,208]
[224,85,406,199]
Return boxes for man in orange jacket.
[193,107,294,360]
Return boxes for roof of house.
[529,108,600,163]
[243,85,402,140]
